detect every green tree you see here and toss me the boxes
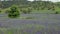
[8,6,20,18]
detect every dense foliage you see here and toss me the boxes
[0,1,57,10]
[0,1,60,14]
[8,6,20,18]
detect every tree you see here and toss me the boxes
[8,6,20,18]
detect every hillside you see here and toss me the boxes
[0,1,60,14]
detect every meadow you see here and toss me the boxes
[0,13,60,34]
[0,1,60,34]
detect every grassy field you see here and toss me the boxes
[0,1,60,34]
[0,13,60,34]
[0,24,59,34]
[0,24,45,34]
[0,6,60,34]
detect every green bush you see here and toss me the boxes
[21,8,31,14]
[8,6,20,18]
[55,11,59,14]
[5,10,10,14]
[0,10,2,13]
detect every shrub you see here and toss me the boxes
[21,8,31,14]
[5,10,10,14]
[0,10,2,13]
[55,11,59,14]
[8,6,20,18]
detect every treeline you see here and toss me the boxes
[0,1,60,18]
[0,1,60,10]
[18,1,56,11]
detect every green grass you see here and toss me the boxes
[0,24,59,34]
[0,24,45,34]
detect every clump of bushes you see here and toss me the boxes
[55,11,59,14]
[0,10,2,13]
[20,8,31,14]
[8,6,20,18]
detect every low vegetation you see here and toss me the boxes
[20,8,31,14]
[0,10,2,13]
[0,0,59,34]
[55,11,59,14]
[8,6,20,18]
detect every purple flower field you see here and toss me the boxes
[0,14,60,34]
